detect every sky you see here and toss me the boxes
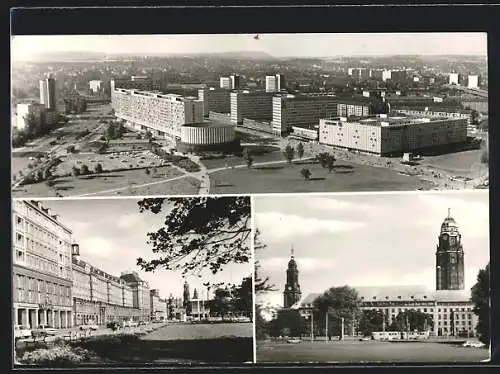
[11,33,487,61]
[38,198,252,300]
[255,191,490,307]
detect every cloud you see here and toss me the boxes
[78,237,116,258]
[415,193,489,239]
[256,212,365,240]
[306,197,372,212]
[117,213,145,230]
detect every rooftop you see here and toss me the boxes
[322,114,456,128]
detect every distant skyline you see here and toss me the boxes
[38,198,252,301]
[255,191,490,307]
[11,33,487,62]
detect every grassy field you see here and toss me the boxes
[97,176,201,196]
[12,166,184,197]
[420,148,487,176]
[201,145,284,170]
[210,159,435,194]
[144,322,253,341]
[256,340,489,363]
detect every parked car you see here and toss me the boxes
[138,321,147,326]
[14,325,32,339]
[34,325,58,336]
[80,323,98,331]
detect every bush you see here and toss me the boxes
[94,163,103,174]
[80,164,90,175]
[72,166,80,177]
[19,345,93,366]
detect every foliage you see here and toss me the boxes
[64,95,88,114]
[174,158,201,172]
[283,144,295,164]
[72,166,81,177]
[94,163,103,174]
[231,276,253,319]
[66,145,76,154]
[136,197,251,277]
[317,152,336,172]
[105,122,126,140]
[313,286,361,336]
[358,309,388,336]
[80,164,90,175]
[209,288,234,319]
[255,304,271,340]
[145,168,151,175]
[296,142,305,159]
[300,167,311,180]
[471,263,490,345]
[388,309,433,332]
[106,322,120,331]
[268,310,307,338]
[19,345,93,366]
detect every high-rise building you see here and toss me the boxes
[39,76,57,110]
[230,75,240,90]
[467,75,480,89]
[449,73,461,85]
[272,94,339,136]
[265,74,286,92]
[12,200,73,330]
[230,91,275,124]
[283,248,302,309]
[436,209,465,291]
[89,80,103,94]
[198,88,232,116]
[220,77,232,89]
[16,102,45,131]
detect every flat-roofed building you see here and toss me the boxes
[319,114,467,156]
[266,74,285,92]
[220,75,239,90]
[198,87,232,116]
[71,244,141,326]
[16,102,45,131]
[120,271,151,322]
[467,75,481,89]
[89,80,103,94]
[112,88,203,140]
[272,94,339,136]
[392,106,473,128]
[12,200,73,330]
[230,90,275,124]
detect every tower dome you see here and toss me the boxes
[440,208,460,236]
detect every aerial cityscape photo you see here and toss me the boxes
[12,196,253,366]
[10,33,489,197]
[254,191,490,363]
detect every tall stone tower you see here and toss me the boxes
[436,209,465,290]
[283,247,302,308]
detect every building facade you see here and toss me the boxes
[16,102,45,131]
[266,74,285,93]
[39,76,57,110]
[198,88,232,116]
[392,107,472,128]
[89,80,103,94]
[120,272,151,322]
[467,75,480,89]
[230,91,275,124]
[12,200,73,330]
[271,95,339,135]
[319,115,468,156]
[111,88,204,140]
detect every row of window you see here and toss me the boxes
[16,275,71,296]
[16,289,71,306]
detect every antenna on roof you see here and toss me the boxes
[291,246,294,258]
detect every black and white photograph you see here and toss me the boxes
[12,196,253,366]
[11,32,488,197]
[254,191,490,363]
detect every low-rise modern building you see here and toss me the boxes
[12,200,73,330]
[230,90,275,124]
[177,121,239,153]
[392,106,473,128]
[319,114,467,156]
[198,88,232,116]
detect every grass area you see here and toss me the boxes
[12,156,33,176]
[97,176,201,196]
[201,145,284,170]
[256,340,489,363]
[420,148,487,176]
[12,165,184,197]
[210,159,435,194]
[144,322,253,341]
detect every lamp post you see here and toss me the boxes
[310,311,314,342]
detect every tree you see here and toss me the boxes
[254,228,277,294]
[316,152,329,168]
[167,297,175,320]
[313,286,361,337]
[145,167,151,175]
[72,166,80,177]
[80,164,90,175]
[283,144,295,164]
[232,276,253,320]
[471,110,480,128]
[136,197,251,278]
[210,288,234,320]
[296,142,304,159]
[326,154,336,173]
[242,147,253,168]
[269,309,305,338]
[359,309,387,337]
[94,163,103,174]
[300,167,311,180]
[471,263,490,345]
[388,310,433,333]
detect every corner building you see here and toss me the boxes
[12,201,73,330]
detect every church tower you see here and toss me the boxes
[283,247,302,308]
[436,209,465,290]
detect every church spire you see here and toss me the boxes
[291,246,294,258]
[448,208,451,218]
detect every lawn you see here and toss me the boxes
[420,148,487,176]
[12,166,184,197]
[201,145,285,170]
[256,340,489,363]
[210,160,435,194]
[97,176,201,196]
